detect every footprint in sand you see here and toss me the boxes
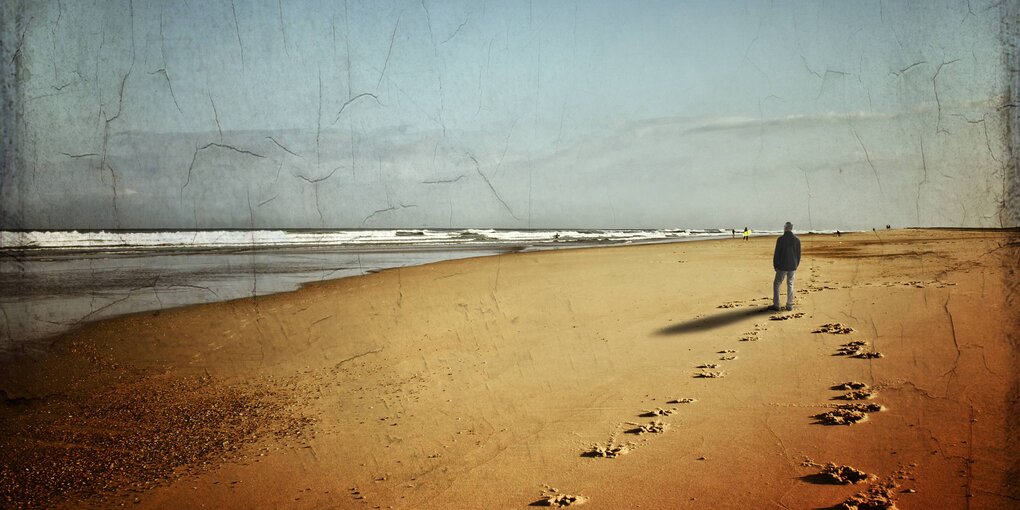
[814,408,869,425]
[801,461,874,485]
[834,402,883,413]
[626,421,668,435]
[837,388,876,400]
[814,379,884,425]
[740,324,767,341]
[814,323,855,334]
[836,340,867,355]
[640,407,677,417]
[534,486,588,507]
[667,397,698,404]
[836,480,900,510]
[815,401,883,425]
[836,341,884,359]
[770,312,805,321]
[694,371,726,378]
[716,350,737,361]
[854,351,884,359]
[696,363,720,369]
[582,443,631,458]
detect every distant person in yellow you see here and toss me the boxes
[769,222,801,311]
[742,227,751,241]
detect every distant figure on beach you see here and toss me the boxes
[742,227,751,241]
[836,230,841,237]
[731,229,736,239]
[770,222,801,311]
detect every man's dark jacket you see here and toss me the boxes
[773,231,801,271]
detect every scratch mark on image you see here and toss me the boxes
[467,154,519,220]
[932,59,960,135]
[849,125,883,196]
[181,143,266,193]
[231,0,246,70]
[278,0,289,56]
[209,94,223,142]
[441,13,470,44]
[266,136,301,158]
[423,175,466,185]
[376,12,403,89]
[333,92,381,125]
[363,204,418,224]
[293,166,340,184]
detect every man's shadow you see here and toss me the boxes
[655,306,772,336]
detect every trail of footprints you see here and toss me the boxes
[696,282,912,508]
[812,323,887,426]
[577,313,780,487]
[545,296,904,507]
[706,313,903,509]
[557,310,793,505]
[581,397,699,461]
[807,319,913,508]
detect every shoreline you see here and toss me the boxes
[0,233,754,357]
[1,229,1017,509]
[0,228,762,255]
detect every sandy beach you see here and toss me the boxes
[2,229,1017,509]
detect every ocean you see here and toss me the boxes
[0,228,788,356]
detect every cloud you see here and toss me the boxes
[629,111,898,138]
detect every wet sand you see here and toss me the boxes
[0,246,508,353]
[1,229,1017,509]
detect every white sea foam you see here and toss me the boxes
[0,228,807,251]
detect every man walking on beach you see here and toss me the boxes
[770,222,801,311]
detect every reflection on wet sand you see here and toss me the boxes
[0,246,503,355]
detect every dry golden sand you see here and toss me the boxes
[1,229,1018,509]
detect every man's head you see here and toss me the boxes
[784,222,793,232]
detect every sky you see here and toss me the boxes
[1,0,1017,230]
